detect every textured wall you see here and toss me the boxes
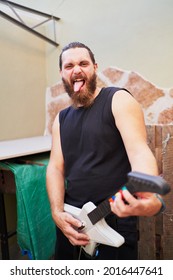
[45,68,173,135]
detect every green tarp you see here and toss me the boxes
[0,153,56,260]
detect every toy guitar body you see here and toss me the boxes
[64,171,170,257]
[64,202,125,256]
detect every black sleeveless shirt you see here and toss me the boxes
[59,87,138,238]
[59,87,132,207]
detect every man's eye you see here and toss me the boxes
[65,65,73,69]
[81,62,88,67]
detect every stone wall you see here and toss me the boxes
[45,67,173,135]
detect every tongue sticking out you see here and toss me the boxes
[74,80,84,92]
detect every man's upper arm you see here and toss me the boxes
[112,90,148,160]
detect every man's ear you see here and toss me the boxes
[94,63,98,71]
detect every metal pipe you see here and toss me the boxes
[0,10,59,47]
[6,0,26,25]
[32,18,52,29]
[0,0,60,21]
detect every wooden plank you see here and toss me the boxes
[138,125,156,259]
[161,125,173,259]
[139,125,173,259]
[154,126,164,259]
[154,125,163,174]
[138,125,173,259]
[138,216,156,259]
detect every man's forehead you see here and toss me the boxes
[62,47,91,63]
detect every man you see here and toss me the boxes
[46,42,162,260]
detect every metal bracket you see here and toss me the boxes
[0,0,60,46]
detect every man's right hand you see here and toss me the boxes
[53,211,90,246]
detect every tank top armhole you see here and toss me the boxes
[104,87,132,126]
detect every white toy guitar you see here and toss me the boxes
[64,201,125,256]
[64,171,170,257]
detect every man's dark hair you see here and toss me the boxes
[59,42,96,70]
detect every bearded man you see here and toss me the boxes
[46,42,162,260]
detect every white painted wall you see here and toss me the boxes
[0,0,172,140]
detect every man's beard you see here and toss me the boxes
[62,73,97,108]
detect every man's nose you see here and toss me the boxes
[73,65,81,74]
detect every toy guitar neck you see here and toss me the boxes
[88,171,170,225]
